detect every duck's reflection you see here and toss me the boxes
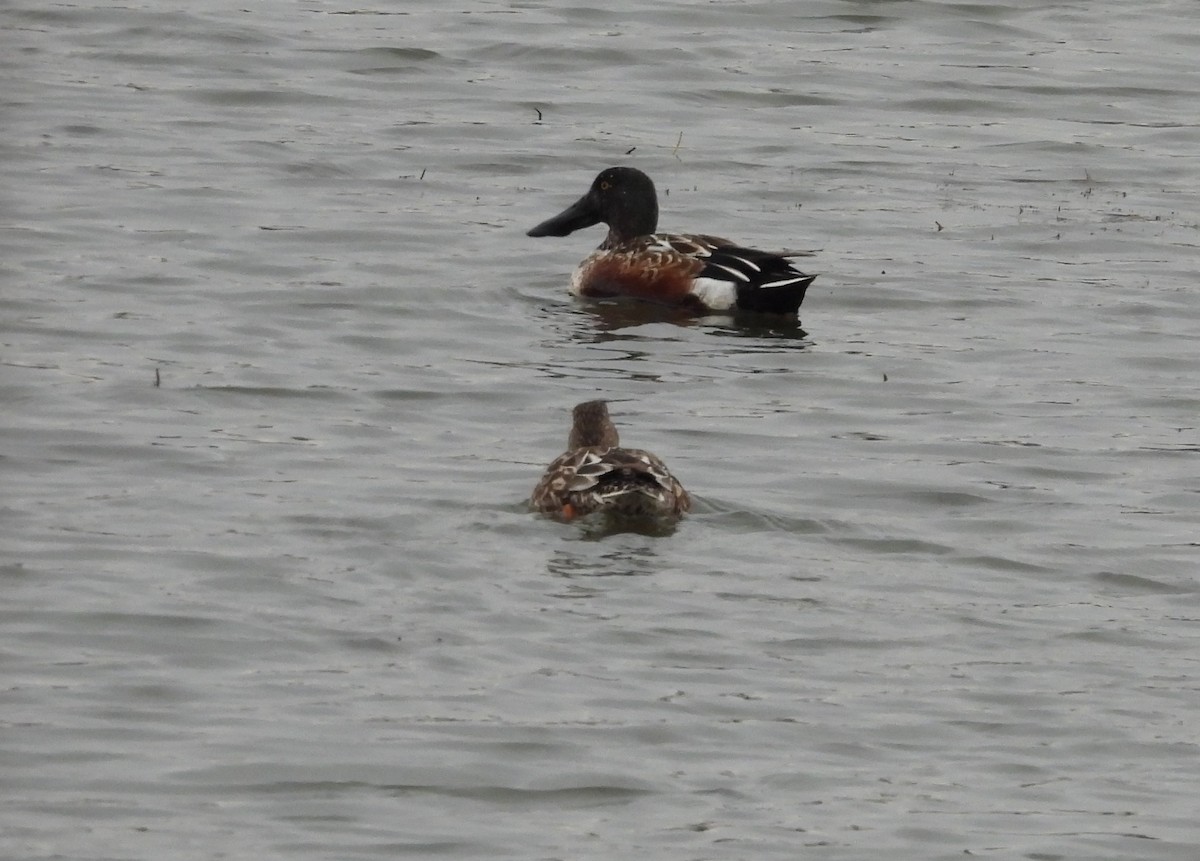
[573,300,812,345]
[545,533,672,581]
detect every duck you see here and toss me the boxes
[531,400,690,520]
[527,166,816,315]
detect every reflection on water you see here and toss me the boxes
[702,317,812,345]
[557,512,682,544]
[574,300,710,332]
[572,299,815,345]
[545,536,672,579]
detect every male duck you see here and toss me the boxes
[531,400,690,521]
[527,166,816,315]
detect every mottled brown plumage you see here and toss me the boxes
[531,400,690,521]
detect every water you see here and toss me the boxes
[3,1,1198,858]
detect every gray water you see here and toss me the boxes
[3,1,1198,859]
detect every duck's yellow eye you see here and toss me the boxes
[600,181,610,190]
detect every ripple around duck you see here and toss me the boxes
[184,88,344,107]
[341,46,443,62]
[834,536,959,557]
[191,385,354,401]
[1090,571,1198,596]
[682,88,842,108]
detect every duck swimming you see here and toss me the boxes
[531,400,690,521]
[528,166,816,315]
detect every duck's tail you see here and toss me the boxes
[735,272,817,315]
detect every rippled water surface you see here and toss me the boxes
[3,1,1198,858]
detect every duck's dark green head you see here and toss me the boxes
[527,166,659,245]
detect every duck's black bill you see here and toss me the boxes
[527,194,601,237]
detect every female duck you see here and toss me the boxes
[532,400,690,521]
[528,166,816,315]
